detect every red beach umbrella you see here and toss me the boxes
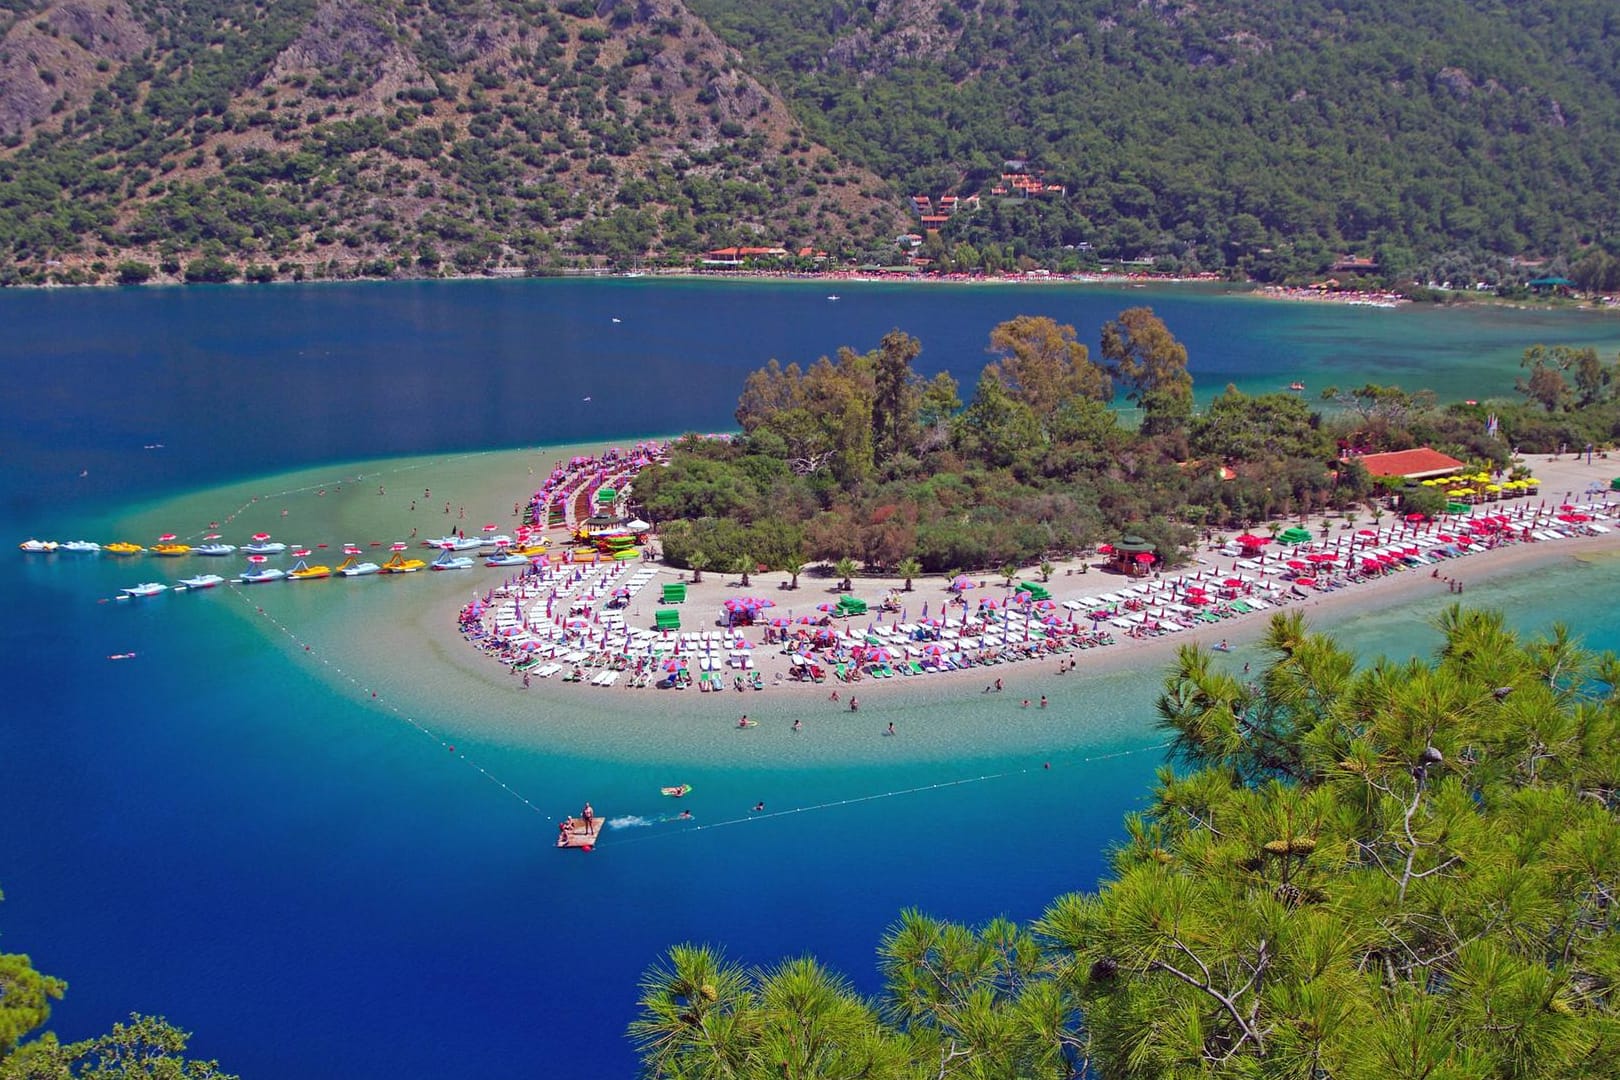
[247,554,267,564]
[158,533,177,542]
[252,533,271,541]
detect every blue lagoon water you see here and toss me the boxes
[2,279,1619,1078]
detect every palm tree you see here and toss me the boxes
[1319,519,1332,541]
[779,553,804,590]
[688,549,708,584]
[1039,559,1054,582]
[834,556,857,592]
[1266,520,1283,539]
[1000,562,1019,588]
[896,557,921,592]
[734,553,753,588]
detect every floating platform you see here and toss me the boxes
[556,816,602,850]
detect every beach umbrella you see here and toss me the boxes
[158,533,177,542]
[253,532,271,541]
[1134,552,1155,564]
[247,554,267,564]
[1356,529,1377,538]
[1223,578,1245,588]
[293,548,311,557]
[817,602,836,613]
[1294,576,1317,588]
[1405,512,1426,523]
[483,523,498,532]
[1286,559,1309,570]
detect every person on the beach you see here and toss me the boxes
[995,677,1003,692]
[829,690,839,702]
[849,697,859,712]
[886,721,895,736]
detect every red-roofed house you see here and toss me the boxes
[1345,447,1465,480]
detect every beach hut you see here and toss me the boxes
[1112,535,1156,574]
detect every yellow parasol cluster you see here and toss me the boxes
[1420,472,1539,500]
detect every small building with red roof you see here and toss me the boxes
[1345,447,1465,480]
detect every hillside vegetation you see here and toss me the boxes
[0,0,900,284]
[2,0,1619,284]
[689,0,1620,282]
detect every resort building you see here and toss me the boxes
[1345,447,1467,481]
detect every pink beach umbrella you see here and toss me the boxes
[158,533,177,542]
[247,554,267,564]
[252,532,271,542]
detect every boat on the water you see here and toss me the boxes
[194,543,237,556]
[288,559,332,581]
[151,543,192,557]
[431,549,475,571]
[485,552,529,566]
[18,539,58,552]
[424,535,483,551]
[239,566,287,584]
[121,582,168,597]
[1288,381,1306,392]
[379,552,425,573]
[178,573,225,590]
[104,541,144,555]
[60,540,101,553]
[242,541,287,555]
[660,784,692,797]
[335,554,381,576]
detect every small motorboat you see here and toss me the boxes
[242,541,287,555]
[660,784,692,797]
[59,540,101,553]
[121,582,168,597]
[239,566,287,584]
[194,543,237,556]
[178,573,225,590]
[151,543,192,557]
[424,536,483,551]
[18,539,58,553]
[288,559,332,581]
[485,552,529,566]
[104,541,144,555]
[1288,381,1306,392]
[431,549,475,571]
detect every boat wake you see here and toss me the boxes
[607,815,652,829]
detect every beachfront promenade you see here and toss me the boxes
[460,453,1620,695]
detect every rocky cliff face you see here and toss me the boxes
[0,1,149,137]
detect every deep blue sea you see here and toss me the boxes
[2,279,1618,1078]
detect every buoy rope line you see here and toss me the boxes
[608,740,1173,849]
[226,583,556,823]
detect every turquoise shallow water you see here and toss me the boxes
[2,280,1619,1078]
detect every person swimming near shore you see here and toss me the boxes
[752,801,765,812]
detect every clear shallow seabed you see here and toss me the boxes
[2,280,1619,1079]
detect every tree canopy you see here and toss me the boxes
[631,606,1620,1078]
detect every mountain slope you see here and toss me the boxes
[689,0,1620,280]
[0,0,902,284]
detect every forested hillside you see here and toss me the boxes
[2,0,1618,284]
[0,0,900,284]
[691,0,1620,282]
